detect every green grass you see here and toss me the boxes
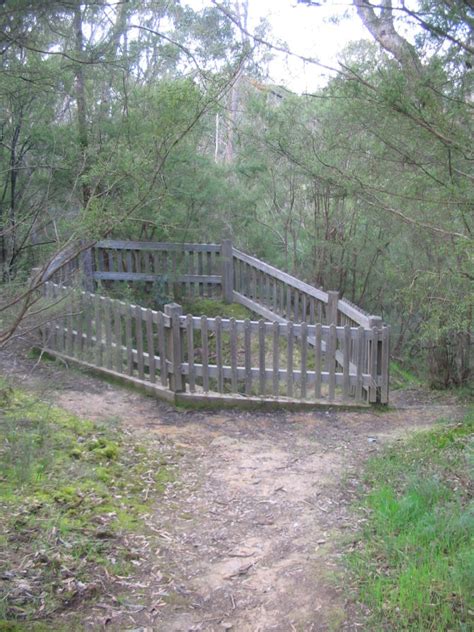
[349,407,473,631]
[0,377,177,623]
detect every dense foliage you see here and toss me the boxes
[0,0,472,387]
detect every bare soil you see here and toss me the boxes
[0,344,466,631]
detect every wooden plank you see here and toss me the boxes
[198,251,204,296]
[381,326,390,404]
[201,316,209,391]
[164,303,183,392]
[146,308,156,383]
[314,323,322,399]
[301,322,307,399]
[342,324,351,400]
[104,298,113,369]
[230,317,238,393]
[75,292,84,359]
[126,249,133,273]
[221,239,233,304]
[135,304,145,380]
[286,285,292,320]
[187,314,195,392]
[244,319,252,395]
[259,319,266,395]
[93,271,222,283]
[327,324,337,400]
[337,299,372,329]
[157,311,167,386]
[125,303,133,375]
[203,251,209,296]
[309,298,315,325]
[302,293,307,323]
[287,321,294,397]
[216,316,224,393]
[66,295,74,356]
[114,301,123,373]
[356,327,364,402]
[232,248,328,303]
[96,240,221,252]
[233,292,288,324]
[94,294,102,366]
[272,321,280,396]
[84,292,93,355]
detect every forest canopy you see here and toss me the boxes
[0,0,472,387]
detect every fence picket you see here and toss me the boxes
[201,316,209,391]
[343,324,351,400]
[259,319,266,395]
[230,317,238,392]
[146,308,156,383]
[273,321,280,396]
[187,314,195,392]
[301,322,307,399]
[314,323,322,399]
[244,319,252,395]
[114,301,123,372]
[287,321,294,397]
[327,324,336,401]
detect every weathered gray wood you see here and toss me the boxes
[103,298,113,369]
[287,321,294,397]
[301,294,307,323]
[201,315,209,391]
[244,319,252,395]
[233,292,288,324]
[259,319,266,395]
[368,317,382,403]
[230,317,238,392]
[94,294,102,366]
[221,239,234,304]
[232,248,328,303]
[206,251,212,296]
[74,293,83,358]
[216,316,224,393]
[146,308,156,383]
[157,311,167,386]
[66,297,74,356]
[301,322,308,399]
[342,324,351,400]
[337,299,372,329]
[186,314,195,392]
[356,327,364,402]
[327,324,337,400]
[327,291,339,325]
[381,326,390,404]
[197,251,204,296]
[135,304,145,380]
[309,298,315,325]
[125,303,133,375]
[93,271,222,284]
[272,321,280,396]
[84,292,93,355]
[164,303,183,392]
[126,250,133,274]
[314,323,322,399]
[286,285,292,320]
[96,240,221,252]
[80,247,95,291]
[114,301,123,373]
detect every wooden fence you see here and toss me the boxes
[40,280,389,407]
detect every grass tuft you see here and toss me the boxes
[349,407,473,630]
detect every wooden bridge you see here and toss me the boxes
[39,240,390,409]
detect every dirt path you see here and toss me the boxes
[0,346,466,631]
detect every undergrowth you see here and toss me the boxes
[349,407,473,630]
[0,377,176,628]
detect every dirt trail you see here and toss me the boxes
[0,347,465,631]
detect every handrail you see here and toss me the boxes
[232,248,328,304]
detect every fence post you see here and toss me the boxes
[80,244,95,291]
[368,316,383,403]
[221,239,234,304]
[327,291,339,325]
[164,303,184,393]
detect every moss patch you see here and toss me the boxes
[0,379,178,624]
